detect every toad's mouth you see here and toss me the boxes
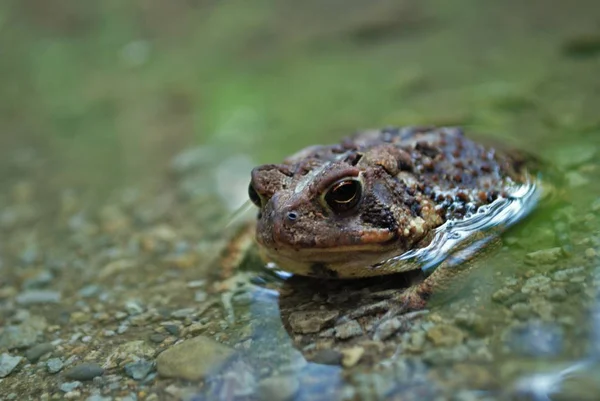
[256,239,421,278]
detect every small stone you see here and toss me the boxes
[70,312,89,324]
[163,324,180,336]
[47,358,64,373]
[16,290,61,305]
[547,288,568,301]
[25,343,54,362]
[585,248,597,259]
[194,291,207,303]
[149,334,166,344]
[124,300,144,315]
[341,346,364,368]
[426,325,466,347]
[156,336,234,380]
[0,316,47,349]
[78,285,101,298]
[511,303,533,320]
[334,320,363,340]
[65,363,104,381]
[288,310,339,334]
[374,317,405,341]
[525,248,563,266]
[521,275,552,294]
[23,270,54,289]
[124,359,154,380]
[491,287,515,303]
[59,381,82,393]
[0,353,23,377]
[257,375,300,401]
[309,349,342,365]
[170,308,196,319]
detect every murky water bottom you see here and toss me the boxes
[1,0,600,400]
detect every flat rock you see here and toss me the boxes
[64,363,105,381]
[288,310,339,334]
[16,290,61,305]
[156,335,234,380]
[25,342,54,362]
[0,353,23,378]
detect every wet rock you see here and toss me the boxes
[156,335,234,380]
[374,317,405,341]
[547,287,568,301]
[288,310,339,334]
[149,334,166,344]
[525,248,563,266]
[257,375,300,401]
[511,303,534,320]
[60,381,82,392]
[521,275,552,294]
[504,321,563,357]
[335,320,363,340]
[0,353,22,377]
[47,358,64,373]
[23,270,54,289]
[124,359,154,380]
[0,316,47,349]
[25,342,54,362]
[426,324,466,347]
[15,290,61,305]
[341,346,364,367]
[309,349,343,365]
[65,363,105,381]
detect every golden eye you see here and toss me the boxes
[248,183,262,207]
[324,179,362,214]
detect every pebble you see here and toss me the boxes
[0,316,47,349]
[65,362,105,381]
[47,358,64,373]
[374,317,405,341]
[525,247,563,266]
[335,320,363,340]
[511,303,534,320]
[124,300,144,315]
[341,346,364,367]
[288,310,339,334]
[22,270,54,289]
[60,381,82,393]
[124,359,154,380]
[521,275,552,294]
[257,375,300,401]
[309,349,342,365]
[426,325,466,347]
[156,335,234,380]
[25,342,54,362]
[16,290,61,305]
[0,353,22,378]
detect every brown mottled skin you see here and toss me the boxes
[248,127,535,309]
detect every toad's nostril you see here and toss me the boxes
[286,211,298,222]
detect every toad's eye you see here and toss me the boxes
[324,179,362,214]
[248,183,262,207]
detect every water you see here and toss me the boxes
[0,1,599,400]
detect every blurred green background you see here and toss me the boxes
[1,0,599,191]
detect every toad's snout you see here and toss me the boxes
[256,193,300,249]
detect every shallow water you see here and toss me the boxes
[1,1,599,400]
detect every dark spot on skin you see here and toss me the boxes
[415,141,440,158]
[310,263,339,278]
[361,194,399,231]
